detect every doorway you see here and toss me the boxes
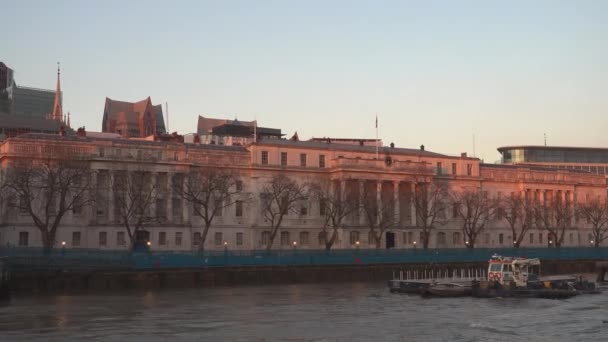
[385,232,395,249]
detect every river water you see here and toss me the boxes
[0,282,607,342]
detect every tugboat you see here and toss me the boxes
[473,254,588,299]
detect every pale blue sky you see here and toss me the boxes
[3,0,608,162]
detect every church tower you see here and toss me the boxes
[51,62,63,122]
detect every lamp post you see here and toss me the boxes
[356,241,360,251]
[413,241,417,250]
[590,240,595,247]
[61,241,66,256]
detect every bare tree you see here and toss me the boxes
[532,194,574,248]
[2,155,93,253]
[501,193,534,248]
[361,183,396,249]
[578,198,608,247]
[174,167,246,250]
[451,189,497,249]
[413,181,449,249]
[310,180,359,250]
[259,174,307,250]
[112,170,159,250]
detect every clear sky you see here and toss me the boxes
[3,0,608,162]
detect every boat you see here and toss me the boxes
[425,282,472,297]
[473,254,597,298]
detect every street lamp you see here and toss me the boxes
[356,241,360,250]
[590,240,595,245]
[413,241,417,249]
[61,241,66,246]
[146,241,151,246]
[223,241,228,251]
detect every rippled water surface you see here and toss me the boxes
[0,282,607,341]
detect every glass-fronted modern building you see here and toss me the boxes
[498,145,608,176]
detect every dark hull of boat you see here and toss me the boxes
[472,288,578,299]
[425,287,472,297]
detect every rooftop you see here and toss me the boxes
[253,139,466,159]
[497,145,608,152]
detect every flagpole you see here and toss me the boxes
[375,114,379,160]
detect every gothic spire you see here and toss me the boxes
[67,111,71,128]
[51,62,63,122]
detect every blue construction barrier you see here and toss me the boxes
[2,246,607,272]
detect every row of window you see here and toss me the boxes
[436,162,474,176]
[15,230,596,248]
[545,164,608,175]
[261,151,326,168]
[99,148,181,162]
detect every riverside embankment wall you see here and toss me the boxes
[8,259,601,294]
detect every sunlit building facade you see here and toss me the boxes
[0,133,605,251]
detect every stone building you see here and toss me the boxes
[102,97,166,138]
[0,132,605,251]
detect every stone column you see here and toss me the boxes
[538,189,544,207]
[393,181,400,225]
[167,172,174,223]
[89,170,98,224]
[149,172,159,222]
[358,180,365,226]
[108,170,115,223]
[340,179,347,227]
[410,182,416,227]
[376,181,382,225]
[182,173,189,224]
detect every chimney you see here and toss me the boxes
[461,152,467,158]
[390,142,395,148]
[76,126,86,137]
[420,144,425,151]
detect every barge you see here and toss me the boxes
[389,254,600,299]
